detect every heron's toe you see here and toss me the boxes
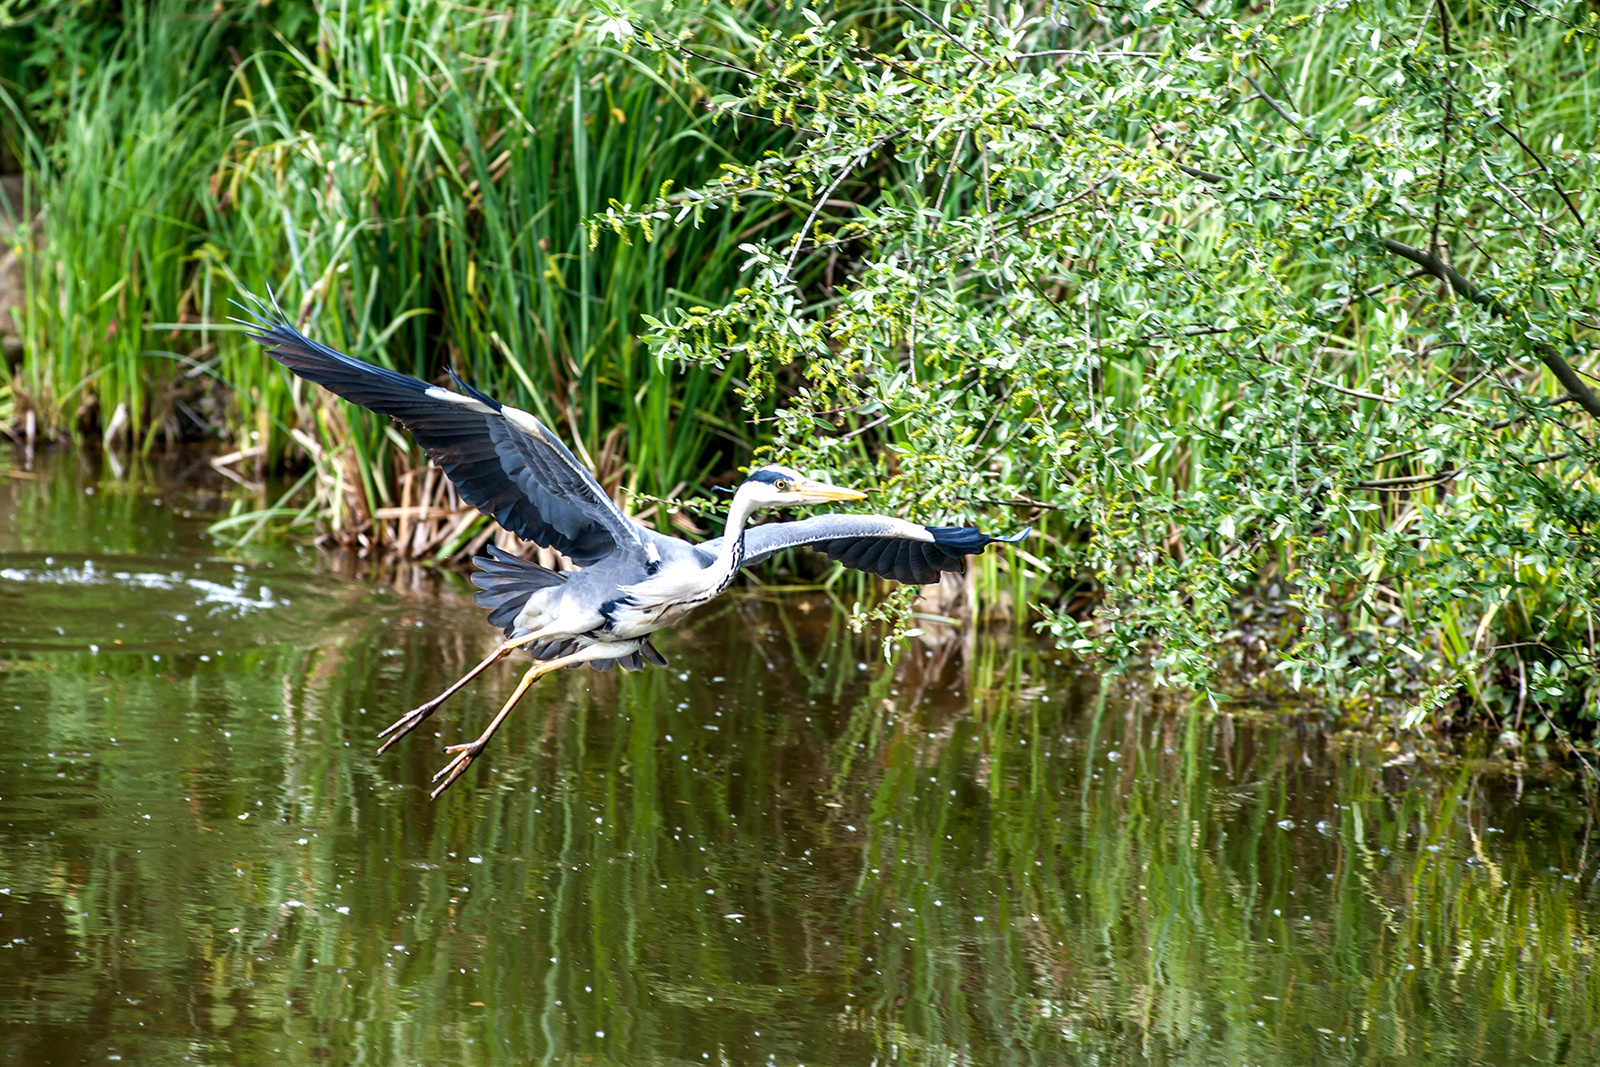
[431,752,468,783]
[377,704,432,745]
[429,759,469,800]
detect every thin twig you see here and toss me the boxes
[894,0,990,65]
[1312,377,1398,404]
[1243,73,1308,135]
[933,127,969,212]
[1357,450,1572,491]
[1014,49,1165,58]
[1315,269,1429,316]
[1177,162,1227,183]
[1429,0,1453,256]
[782,137,894,282]
[1493,119,1587,228]
[1355,473,1455,491]
[1431,366,1493,412]
[977,496,1072,512]
[1261,353,1398,402]
[839,412,892,440]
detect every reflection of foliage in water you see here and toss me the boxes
[1,576,1594,1064]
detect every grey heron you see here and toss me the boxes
[240,301,1028,797]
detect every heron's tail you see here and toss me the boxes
[470,545,566,632]
[470,545,668,672]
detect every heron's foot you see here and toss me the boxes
[379,634,551,757]
[376,699,443,755]
[421,650,577,801]
[430,738,489,800]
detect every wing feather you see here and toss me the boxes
[239,300,648,568]
[704,514,1029,585]
[888,540,914,585]
[853,538,891,574]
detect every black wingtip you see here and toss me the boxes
[446,366,503,412]
[927,523,1031,556]
[227,287,288,329]
[227,288,302,354]
[234,291,437,401]
[927,526,995,551]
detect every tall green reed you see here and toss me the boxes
[4,5,247,451]
[6,0,792,550]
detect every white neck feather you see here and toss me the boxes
[711,483,763,579]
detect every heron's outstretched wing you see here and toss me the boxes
[238,299,653,570]
[701,514,1030,586]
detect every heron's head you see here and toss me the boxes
[738,465,867,509]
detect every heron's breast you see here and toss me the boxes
[601,599,687,638]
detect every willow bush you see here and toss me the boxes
[598,0,1600,735]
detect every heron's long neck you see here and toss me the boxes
[710,487,761,589]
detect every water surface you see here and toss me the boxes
[0,453,1595,1065]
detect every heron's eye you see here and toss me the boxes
[774,480,790,492]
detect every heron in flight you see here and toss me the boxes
[240,300,1028,797]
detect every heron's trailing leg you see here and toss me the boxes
[428,649,588,799]
[377,629,550,755]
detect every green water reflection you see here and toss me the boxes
[0,454,1596,1065]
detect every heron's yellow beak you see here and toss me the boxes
[797,479,867,503]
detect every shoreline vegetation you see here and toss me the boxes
[3,1,1599,747]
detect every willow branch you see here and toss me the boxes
[1376,237,1600,420]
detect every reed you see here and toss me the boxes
[3,0,790,559]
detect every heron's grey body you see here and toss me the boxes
[473,500,1009,668]
[472,532,716,670]
[238,296,1026,796]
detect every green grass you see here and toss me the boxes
[2,0,793,554]
[4,5,238,451]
